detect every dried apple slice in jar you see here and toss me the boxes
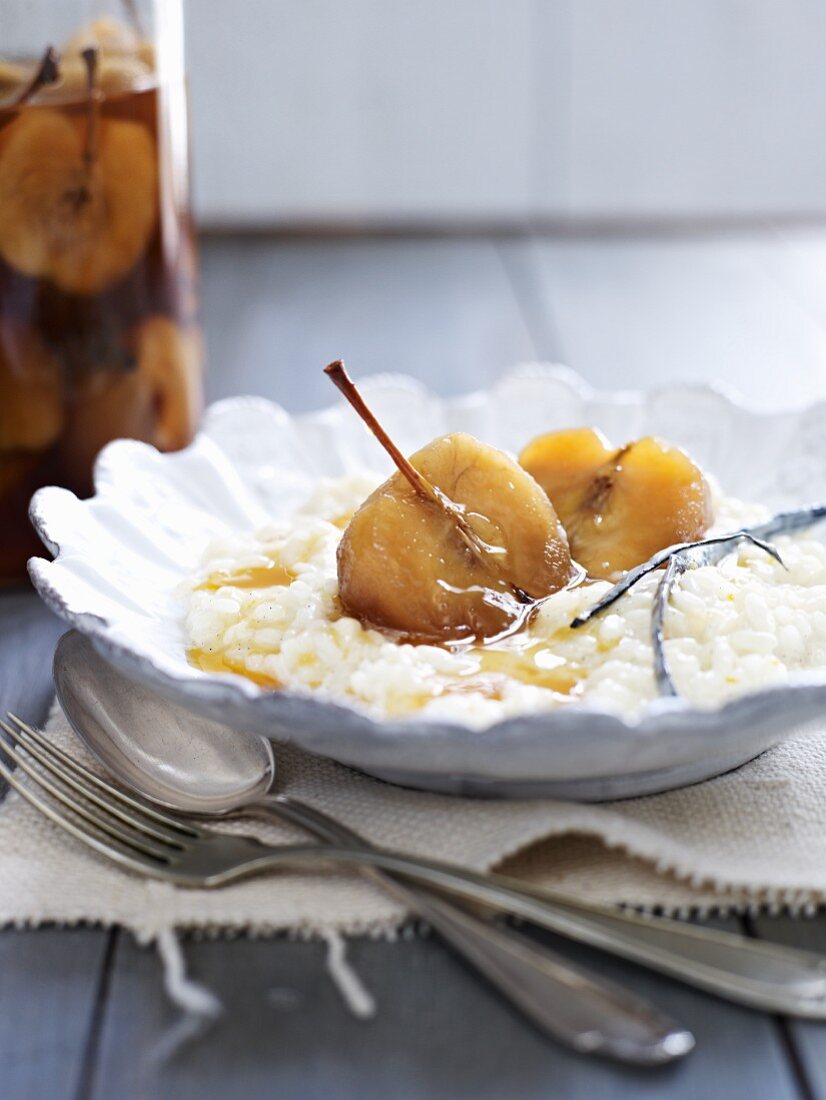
[519,427,713,579]
[63,15,155,69]
[37,54,153,99]
[59,316,201,487]
[132,316,203,451]
[0,319,64,452]
[0,51,158,295]
[0,61,29,103]
[48,18,155,100]
[327,362,575,643]
[60,368,154,489]
[0,48,61,108]
[0,319,64,501]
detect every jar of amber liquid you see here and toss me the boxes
[0,1,202,583]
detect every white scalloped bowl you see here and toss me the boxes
[28,367,826,800]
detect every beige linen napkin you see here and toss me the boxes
[2,702,826,942]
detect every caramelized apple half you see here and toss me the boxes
[326,362,575,642]
[338,432,574,642]
[520,428,713,579]
[336,431,576,642]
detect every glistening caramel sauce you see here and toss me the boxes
[377,638,583,713]
[474,640,583,696]
[424,633,584,705]
[188,553,584,707]
[189,557,295,684]
[195,560,296,592]
[188,646,282,689]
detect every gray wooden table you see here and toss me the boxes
[4,229,826,1100]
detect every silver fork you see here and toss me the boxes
[0,714,694,1065]
[3,717,826,1021]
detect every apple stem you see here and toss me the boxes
[12,46,60,106]
[324,361,437,505]
[80,47,100,174]
[324,360,503,574]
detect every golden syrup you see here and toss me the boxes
[190,565,582,705]
[466,637,583,698]
[195,560,295,592]
[189,635,580,703]
[189,559,296,688]
[442,676,505,702]
[187,646,282,689]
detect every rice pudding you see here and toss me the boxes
[184,364,826,727]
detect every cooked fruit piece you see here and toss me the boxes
[37,55,152,100]
[132,316,202,451]
[0,60,29,101]
[59,368,154,491]
[59,317,201,487]
[0,320,63,451]
[328,362,574,642]
[97,54,152,91]
[65,16,140,59]
[0,48,61,107]
[520,428,713,579]
[51,15,154,99]
[519,428,613,532]
[339,433,574,641]
[64,15,155,69]
[0,82,157,293]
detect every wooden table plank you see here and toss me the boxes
[0,591,66,732]
[507,234,826,408]
[0,928,114,1100]
[199,235,538,409]
[91,924,802,1100]
[752,917,826,1100]
[0,593,111,1100]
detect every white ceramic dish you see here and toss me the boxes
[28,367,826,800]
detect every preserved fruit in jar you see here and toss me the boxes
[0,8,202,583]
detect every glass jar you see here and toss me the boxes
[0,0,203,583]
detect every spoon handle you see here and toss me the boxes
[248,795,826,1018]
[247,795,690,1064]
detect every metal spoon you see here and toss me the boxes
[53,631,826,1019]
[53,630,692,1064]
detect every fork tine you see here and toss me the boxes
[7,714,200,837]
[0,746,169,878]
[3,715,196,846]
[0,730,175,862]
